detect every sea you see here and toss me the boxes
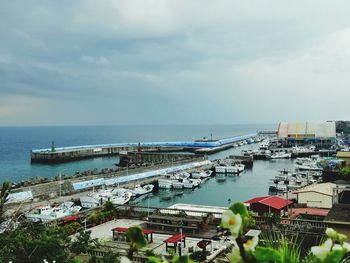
[0,124,295,207]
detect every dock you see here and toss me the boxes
[31,133,257,163]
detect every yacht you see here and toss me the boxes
[237,164,245,173]
[192,170,212,179]
[215,166,227,173]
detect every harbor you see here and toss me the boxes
[4,122,350,262]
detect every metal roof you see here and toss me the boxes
[277,122,336,139]
[245,196,292,210]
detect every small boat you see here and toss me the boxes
[226,166,239,174]
[158,179,174,189]
[192,170,212,179]
[183,179,195,189]
[129,184,154,197]
[270,152,291,159]
[237,164,245,173]
[172,180,184,189]
[215,166,227,173]
[26,202,82,223]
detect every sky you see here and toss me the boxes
[0,0,350,126]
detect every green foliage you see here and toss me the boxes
[340,167,350,180]
[0,221,72,263]
[70,230,99,255]
[0,181,11,222]
[125,226,147,259]
[254,247,282,262]
[104,201,115,213]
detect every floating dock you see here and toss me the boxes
[31,134,257,163]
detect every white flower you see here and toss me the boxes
[311,238,333,261]
[326,228,337,239]
[221,210,242,238]
[332,244,343,251]
[244,236,259,252]
[343,242,350,252]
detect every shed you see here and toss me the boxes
[244,196,293,216]
[294,183,337,209]
[336,152,350,167]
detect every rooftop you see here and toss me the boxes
[244,196,293,210]
[294,183,337,196]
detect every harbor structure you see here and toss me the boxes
[336,151,350,166]
[277,122,336,146]
[30,133,256,163]
[294,183,340,209]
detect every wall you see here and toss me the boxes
[297,192,333,209]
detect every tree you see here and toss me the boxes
[125,226,147,260]
[71,230,99,255]
[0,181,11,222]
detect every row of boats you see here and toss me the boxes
[158,171,212,189]
[269,169,322,193]
[25,184,155,222]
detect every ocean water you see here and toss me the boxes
[0,124,276,183]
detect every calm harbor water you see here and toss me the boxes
[135,143,294,207]
[0,124,290,206]
[0,124,275,182]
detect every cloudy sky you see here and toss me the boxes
[0,1,349,126]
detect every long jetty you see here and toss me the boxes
[31,133,257,163]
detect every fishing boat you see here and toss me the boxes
[158,179,174,189]
[26,202,82,222]
[128,184,154,197]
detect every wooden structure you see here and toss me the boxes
[147,214,203,234]
[112,227,154,243]
[163,233,186,253]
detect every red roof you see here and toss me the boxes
[245,196,293,210]
[63,215,80,222]
[290,208,330,218]
[163,233,186,243]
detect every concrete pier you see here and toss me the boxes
[31,134,256,163]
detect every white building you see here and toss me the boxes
[294,183,339,209]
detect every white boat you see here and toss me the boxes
[259,142,269,150]
[158,179,174,189]
[183,179,195,189]
[172,180,184,189]
[237,164,245,173]
[270,152,292,159]
[91,190,132,205]
[26,202,82,222]
[215,166,227,173]
[226,166,239,174]
[192,170,212,179]
[129,184,154,197]
[190,178,201,187]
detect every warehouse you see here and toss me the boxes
[277,122,336,146]
[294,183,338,209]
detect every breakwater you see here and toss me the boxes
[30,133,256,163]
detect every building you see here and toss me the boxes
[277,122,336,146]
[294,183,338,209]
[244,196,293,216]
[336,151,350,166]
